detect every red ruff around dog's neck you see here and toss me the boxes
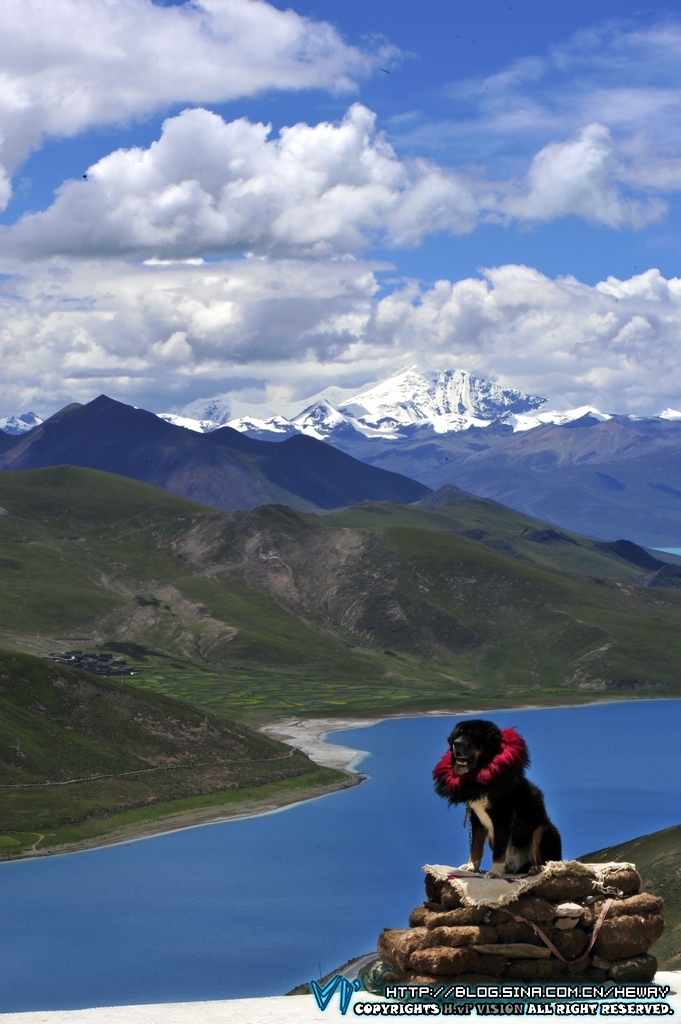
[433,727,528,797]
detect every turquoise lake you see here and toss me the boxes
[1,699,680,1011]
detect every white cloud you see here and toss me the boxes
[437,20,681,147]
[0,0,385,209]
[502,122,666,227]
[0,105,483,258]
[0,256,381,413]
[0,163,10,212]
[0,105,667,261]
[2,257,681,418]
[366,265,681,414]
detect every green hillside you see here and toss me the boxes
[0,647,343,859]
[328,487,672,582]
[580,825,681,970]
[1,466,681,721]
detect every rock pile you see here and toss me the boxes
[378,863,663,984]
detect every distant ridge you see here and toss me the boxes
[0,395,430,512]
[149,366,681,545]
[160,367,550,439]
[4,364,680,542]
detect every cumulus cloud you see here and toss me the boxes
[0,0,385,209]
[502,122,667,227]
[0,106,668,261]
[0,105,483,258]
[2,257,681,417]
[0,257,380,413]
[367,265,681,413]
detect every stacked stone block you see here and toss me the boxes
[377,865,663,984]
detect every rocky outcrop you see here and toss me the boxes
[377,864,663,984]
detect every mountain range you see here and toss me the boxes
[8,367,678,441]
[2,367,680,545]
[0,395,428,512]
[153,367,680,440]
[344,414,681,549]
[157,368,613,438]
[157,368,681,547]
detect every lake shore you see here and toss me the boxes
[260,716,381,770]
[258,694,648,770]
[5,769,363,861]
[4,694,668,861]
[0,717,378,862]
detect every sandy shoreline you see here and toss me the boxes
[257,700,601,771]
[260,716,381,771]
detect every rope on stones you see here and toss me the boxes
[496,897,613,964]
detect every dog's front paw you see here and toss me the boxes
[486,864,506,879]
[459,862,479,873]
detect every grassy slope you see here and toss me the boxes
[327,492,662,582]
[0,646,343,859]
[580,825,681,970]
[1,466,680,723]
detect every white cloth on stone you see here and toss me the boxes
[422,859,635,907]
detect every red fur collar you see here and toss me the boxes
[433,727,528,796]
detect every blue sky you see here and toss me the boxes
[1,0,681,418]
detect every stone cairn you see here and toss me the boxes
[377,863,664,984]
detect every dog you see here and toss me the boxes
[433,719,561,877]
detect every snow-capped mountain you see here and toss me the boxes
[182,394,233,426]
[335,368,545,436]
[158,394,235,433]
[0,412,43,435]
[290,400,365,441]
[223,414,297,440]
[157,368,549,439]
[154,367,681,444]
[158,412,224,433]
[508,406,612,432]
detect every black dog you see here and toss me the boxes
[433,719,562,877]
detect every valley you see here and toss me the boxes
[2,465,680,724]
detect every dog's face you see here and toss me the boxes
[448,719,502,775]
